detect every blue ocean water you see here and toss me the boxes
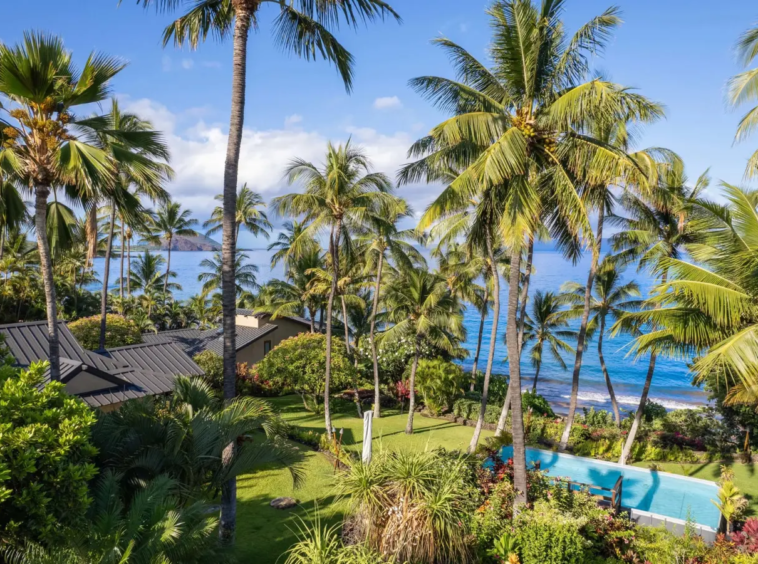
[93,248,707,413]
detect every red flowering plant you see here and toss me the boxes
[733,517,758,554]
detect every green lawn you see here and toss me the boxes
[236,395,756,563]
[235,395,492,563]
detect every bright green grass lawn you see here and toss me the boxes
[632,460,758,513]
[235,395,493,563]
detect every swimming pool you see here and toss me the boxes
[498,446,721,529]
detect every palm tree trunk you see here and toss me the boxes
[470,284,488,393]
[127,235,131,296]
[495,238,535,433]
[119,218,125,302]
[308,306,316,333]
[324,220,342,440]
[506,245,527,505]
[619,353,656,465]
[370,251,384,417]
[598,315,620,425]
[517,236,535,353]
[405,336,421,434]
[99,207,117,351]
[342,294,362,417]
[86,203,98,269]
[531,361,542,393]
[34,187,60,381]
[163,235,172,296]
[319,305,325,331]
[559,207,605,451]
[219,8,253,546]
[468,226,500,453]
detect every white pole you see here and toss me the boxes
[362,410,373,464]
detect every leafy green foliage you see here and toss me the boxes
[521,390,555,418]
[68,314,142,350]
[410,358,466,415]
[257,333,356,412]
[193,350,223,389]
[514,501,591,564]
[0,362,98,548]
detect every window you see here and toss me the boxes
[263,340,272,355]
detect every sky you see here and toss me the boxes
[2,0,758,249]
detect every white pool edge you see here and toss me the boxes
[629,507,718,534]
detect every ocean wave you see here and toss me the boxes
[559,391,702,410]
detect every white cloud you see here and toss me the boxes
[181,59,194,70]
[201,61,221,69]
[161,55,172,72]
[373,96,402,110]
[284,114,303,127]
[119,98,434,219]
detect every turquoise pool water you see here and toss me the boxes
[498,447,721,528]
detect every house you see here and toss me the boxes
[0,320,204,411]
[142,309,315,365]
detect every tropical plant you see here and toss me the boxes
[520,291,575,394]
[272,141,396,439]
[204,183,271,244]
[401,0,660,502]
[0,361,98,548]
[268,220,319,274]
[145,202,198,295]
[381,268,465,433]
[338,450,478,564]
[561,257,640,424]
[256,333,355,412]
[69,314,142,350]
[129,0,400,541]
[126,250,180,302]
[0,32,124,380]
[198,250,259,296]
[411,358,466,415]
[728,22,758,177]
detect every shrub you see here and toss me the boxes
[410,358,466,415]
[0,361,98,548]
[257,333,356,412]
[734,518,758,554]
[514,501,590,564]
[522,390,555,418]
[193,350,223,389]
[579,407,615,428]
[69,314,142,350]
[472,372,509,403]
[641,399,667,422]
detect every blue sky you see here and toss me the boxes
[2,0,758,248]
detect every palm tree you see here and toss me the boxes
[272,141,396,440]
[130,0,399,541]
[128,250,181,300]
[198,250,259,297]
[401,0,660,502]
[268,220,319,274]
[359,200,423,417]
[0,180,27,264]
[204,183,271,245]
[82,99,172,350]
[610,166,708,464]
[0,33,124,379]
[381,268,465,434]
[561,257,640,424]
[520,291,575,393]
[148,202,198,295]
[728,22,758,177]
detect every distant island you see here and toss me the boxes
[119,234,222,252]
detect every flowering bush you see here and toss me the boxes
[733,518,758,554]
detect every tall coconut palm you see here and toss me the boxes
[272,141,397,440]
[0,180,27,263]
[728,22,758,177]
[381,268,465,434]
[401,0,661,501]
[128,250,180,298]
[610,166,708,464]
[148,202,198,295]
[131,0,399,541]
[358,198,422,417]
[520,290,575,393]
[80,99,172,350]
[204,183,271,245]
[198,250,259,296]
[0,32,123,379]
[561,257,640,424]
[268,220,319,274]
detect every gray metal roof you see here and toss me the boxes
[104,342,204,376]
[143,324,278,356]
[236,309,316,328]
[0,320,196,408]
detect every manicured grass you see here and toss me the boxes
[632,460,758,513]
[235,395,493,563]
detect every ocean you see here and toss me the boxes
[93,248,708,414]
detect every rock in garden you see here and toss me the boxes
[270,497,298,509]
